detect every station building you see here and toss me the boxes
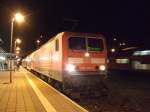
[0,47,16,70]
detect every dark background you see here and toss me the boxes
[0,0,149,57]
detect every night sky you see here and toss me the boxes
[0,0,149,57]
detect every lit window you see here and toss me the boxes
[116,58,129,64]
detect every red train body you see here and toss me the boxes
[23,32,107,89]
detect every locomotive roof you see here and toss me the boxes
[25,32,105,59]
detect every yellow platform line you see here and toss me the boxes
[24,72,57,112]
[23,68,88,112]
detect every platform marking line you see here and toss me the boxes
[24,72,57,112]
[23,68,88,112]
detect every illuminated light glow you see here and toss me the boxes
[16,47,21,51]
[66,64,75,72]
[37,39,40,44]
[133,50,150,56]
[133,51,140,56]
[16,38,21,44]
[141,50,150,56]
[113,38,116,41]
[119,42,125,46]
[16,51,20,54]
[0,56,6,61]
[68,58,83,64]
[15,13,24,23]
[111,48,116,53]
[116,58,129,64]
[91,58,105,64]
[85,52,90,57]
[99,65,106,71]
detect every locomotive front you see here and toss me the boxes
[63,33,108,88]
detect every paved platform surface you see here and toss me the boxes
[0,68,88,112]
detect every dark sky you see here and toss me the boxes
[0,0,149,57]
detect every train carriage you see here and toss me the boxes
[23,32,108,89]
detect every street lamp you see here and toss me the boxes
[36,39,40,48]
[16,47,21,51]
[16,50,20,54]
[16,38,22,44]
[111,48,116,53]
[15,13,24,23]
[10,12,24,83]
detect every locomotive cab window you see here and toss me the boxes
[68,36,104,51]
[88,38,104,51]
[55,39,59,51]
[69,37,86,50]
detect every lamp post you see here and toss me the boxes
[10,13,24,83]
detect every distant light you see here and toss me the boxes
[36,39,40,44]
[85,52,90,57]
[111,48,116,53]
[141,50,150,55]
[113,38,116,41]
[0,56,6,61]
[16,47,21,51]
[16,51,20,54]
[16,38,21,44]
[133,50,150,56]
[116,58,129,64]
[120,42,126,46]
[133,51,140,56]
[15,13,24,23]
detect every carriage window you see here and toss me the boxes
[116,58,129,64]
[88,38,104,51]
[69,37,86,50]
[55,39,59,51]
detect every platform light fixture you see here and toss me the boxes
[10,12,25,83]
[111,48,116,53]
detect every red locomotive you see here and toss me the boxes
[22,32,108,90]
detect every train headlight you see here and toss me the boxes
[99,65,106,71]
[66,64,75,72]
[85,52,90,57]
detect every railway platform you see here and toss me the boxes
[0,67,88,112]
